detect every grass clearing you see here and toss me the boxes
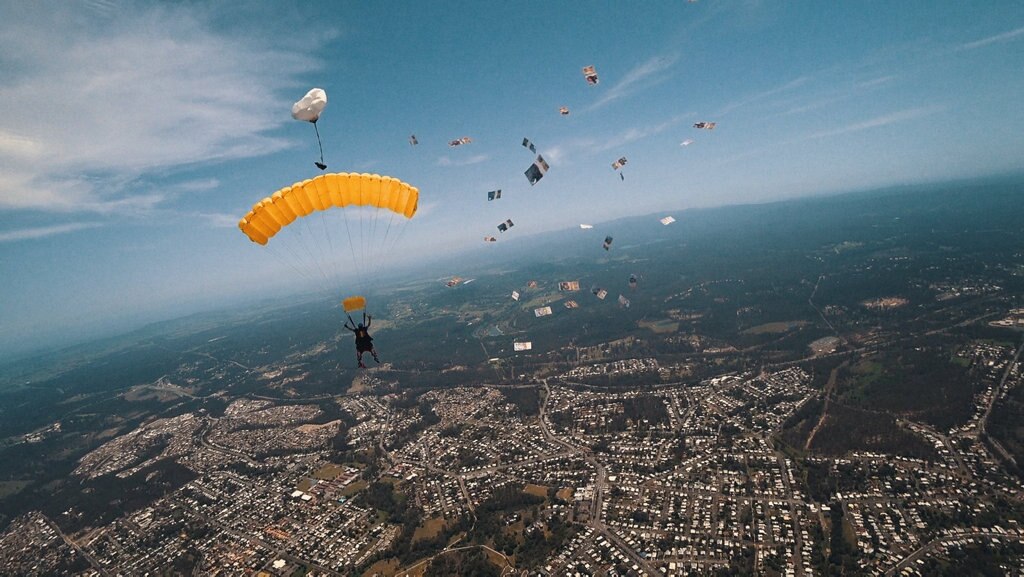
[313,463,345,481]
[638,319,680,334]
[412,516,447,542]
[341,479,368,497]
[742,320,808,335]
[524,483,549,498]
[362,558,399,577]
[0,480,31,499]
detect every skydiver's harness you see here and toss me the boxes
[346,313,374,350]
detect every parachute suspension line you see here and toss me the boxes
[268,223,320,286]
[367,192,385,287]
[319,210,342,295]
[338,202,367,299]
[296,216,333,292]
[372,209,398,283]
[380,213,412,282]
[358,204,368,294]
[313,121,326,169]
[281,228,327,292]
[266,241,317,288]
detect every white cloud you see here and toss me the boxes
[436,154,489,167]
[0,3,316,214]
[175,179,220,193]
[715,76,808,117]
[804,105,946,140]
[542,114,687,166]
[586,54,678,111]
[961,26,1024,50]
[0,222,102,242]
[594,114,689,153]
[855,75,896,89]
[195,212,240,228]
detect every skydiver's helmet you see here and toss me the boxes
[358,324,365,330]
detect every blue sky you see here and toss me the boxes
[1,0,1023,358]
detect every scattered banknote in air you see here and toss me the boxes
[514,341,532,351]
[579,224,594,229]
[603,236,614,251]
[618,294,631,308]
[680,139,694,146]
[612,157,628,170]
[559,281,580,291]
[564,300,579,309]
[559,106,570,115]
[525,155,549,185]
[449,136,473,146]
[592,287,608,300]
[522,138,536,153]
[497,219,515,232]
[484,236,497,242]
[693,122,716,130]
[511,290,520,301]
[487,190,502,201]
[534,306,553,317]
[582,65,599,85]
[409,134,418,145]
[660,216,676,225]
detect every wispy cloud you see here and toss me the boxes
[0,222,103,243]
[436,154,489,167]
[544,115,688,166]
[779,75,898,117]
[961,25,1024,50]
[175,179,220,193]
[594,114,690,153]
[194,212,240,228]
[804,105,946,140]
[586,54,679,112]
[715,76,809,117]
[855,75,896,89]
[0,4,315,214]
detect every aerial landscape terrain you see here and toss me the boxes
[2,1,1024,576]
[2,179,1024,576]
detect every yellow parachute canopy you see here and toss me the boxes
[238,172,419,245]
[342,296,367,313]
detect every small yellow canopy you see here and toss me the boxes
[342,296,367,313]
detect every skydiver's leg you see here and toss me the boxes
[371,348,380,363]
[357,350,366,369]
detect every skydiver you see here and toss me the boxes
[344,313,379,368]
